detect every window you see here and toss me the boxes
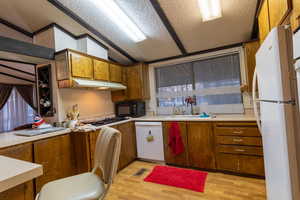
[0,88,35,132]
[155,53,243,115]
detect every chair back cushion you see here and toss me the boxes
[93,127,121,184]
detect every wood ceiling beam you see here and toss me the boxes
[47,0,138,63]
[149,0,187,55]
[0,18,33,38]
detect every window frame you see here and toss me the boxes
[148,47,247,115]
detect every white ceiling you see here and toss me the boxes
[0,0,258,64]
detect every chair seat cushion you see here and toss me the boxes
[38,172,105,200]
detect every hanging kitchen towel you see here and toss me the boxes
[168,122,184,155]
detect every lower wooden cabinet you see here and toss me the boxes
[116,122,137,170]
[34,134,76,193]
[216,153,265,176]
[214,122,265,176]
[187,122,216,169]
[162,122,189,166]
[0,143,34,200]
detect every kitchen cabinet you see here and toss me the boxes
[117,122,137,170]
[268,0,291,29]
[93,59,110,81]
[243,41,260,92]
[187,122,216,169]
[0,143,34,200]
[111,63,150,102]
[55,49,127,88]
[291,0,300,32]
[70,51,93,79]
[34,134,76,193]
[162,122,189,167]
[258,0,271,43]
[110,64,123,83]
[214,122,264,176]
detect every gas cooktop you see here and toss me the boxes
[88,117,128,126]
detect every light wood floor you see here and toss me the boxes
[106,161,266,200]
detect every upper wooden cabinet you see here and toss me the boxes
[110,64,123,83]
[291,0,300,31]
[258,0,271,43]
[93,59,110,81]
[268,0,291,29]
[111,63,150,102]
[55,49,126,88]
[243,41,260,92]
[70,51,93,79]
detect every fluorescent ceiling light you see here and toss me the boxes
[198,0,222,22]
[89,0,146,42]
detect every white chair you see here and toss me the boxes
[35,127,122,200]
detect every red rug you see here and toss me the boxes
[144,165,208,192]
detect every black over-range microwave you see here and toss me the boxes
[115,101,146,118]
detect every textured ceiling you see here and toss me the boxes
[0,0,258,64]
[158,0,257,52]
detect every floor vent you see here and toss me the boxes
[133,168,148,176]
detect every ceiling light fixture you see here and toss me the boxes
[198,0,222,22]
[89,0,146,42]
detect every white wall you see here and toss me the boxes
[54,27,77,52]
[86,37,108,59]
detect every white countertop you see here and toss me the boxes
[135,114,256,122]
[0,156,43,192]
[0,129,71,149]
[0,115,255,149]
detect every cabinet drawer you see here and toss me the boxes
[217,153,264,176]
[216,136,262,146]
[216,145,263,156]
[215,126,260,137]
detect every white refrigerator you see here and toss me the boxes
[253,26,300,200]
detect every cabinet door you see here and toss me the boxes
[258,0,271,43]
[93,59,109,81]
[0,144,34,200]
[70,52,93,79]
[162,122,189,166]
[110,64,123,83]
[244,41,260,92]
[268,0,291,29]
[34,134,76,193]
[187,122,216,169]
[127,66,142,100]
[117,122,137,170]
[291,0,300,31]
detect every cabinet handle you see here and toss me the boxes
[233,138,243,142]
[237,159,240,171]
[235,149,245,152]
[233,130,243,134]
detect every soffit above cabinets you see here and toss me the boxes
[0,0,258,64]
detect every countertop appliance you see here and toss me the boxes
[115,101,146,118]
[86,117,127,126]
[135,122,164,161]
[253,26,300,200]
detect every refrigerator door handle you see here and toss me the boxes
[252,67,262,134]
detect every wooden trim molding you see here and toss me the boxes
[0,71,35,83]
[0,36,55,60]
[0,58,37,66]
[47,0,137,63]
[0,63,36,76]
[149,0,187,55]
[0,18,33,38]
[146,42,243,64]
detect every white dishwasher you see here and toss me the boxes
[135,122,165,161]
